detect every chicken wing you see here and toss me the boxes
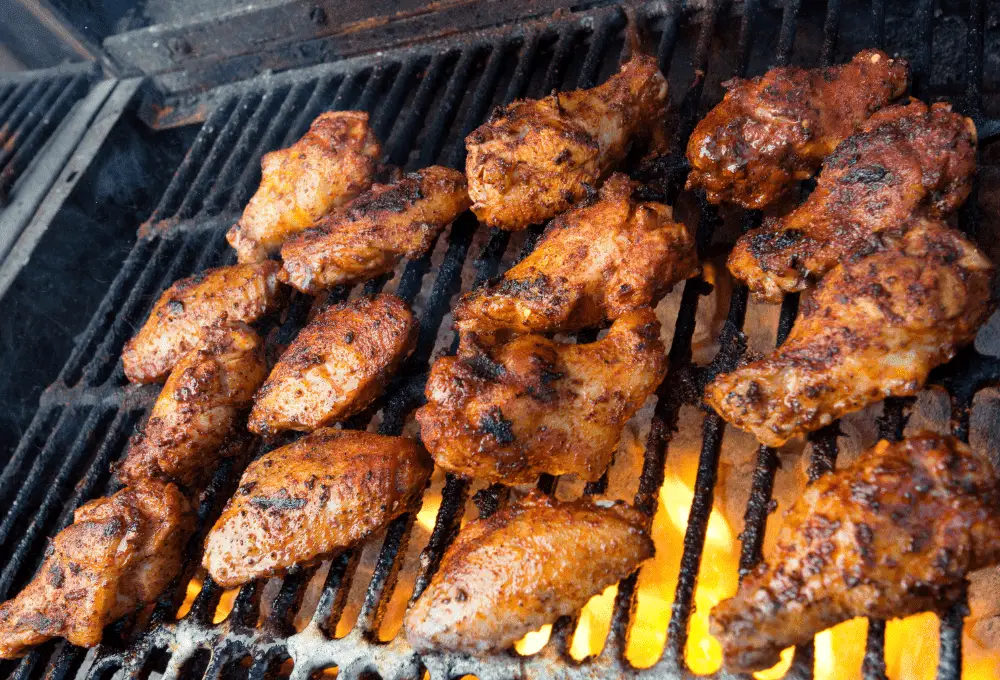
[729,100,977,302]
[249,293,416,435]
[712,434,1000,672]
[202,428,431,587]
[405,490,653,654]
[686,49,909,209]
[454,174,697,342]
[118,322,267,489]
[123,262,284,384]
[0,481,193,658]
[416,308,666,484]
[226,111,381,263]
[279,166,470,294]
[705,219,995,447]
[465,54,667,230]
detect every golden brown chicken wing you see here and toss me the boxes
[686,49,909,209]
[0,481,193,658]
[226,111,381,262]
[117,322,267,489]
[712,434,1000,672]
[279,166,470,294]
[249,293,416,435]
[202,428,431,587]
[416,308,666,484]
[705,220,995,447]
[405,490,653,654]
[465,54,667,230]
[122,262,284,384]
[729,100,977,302]
[454,174,696,342]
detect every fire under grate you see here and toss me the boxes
[2,1,1000,679]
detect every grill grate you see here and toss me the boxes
[2,1,1000,679]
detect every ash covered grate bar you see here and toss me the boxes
[2,1,1000,680]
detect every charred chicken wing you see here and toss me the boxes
[118,322,267,489]
[454,174,697,342]
[729,100,977,302]
[686,49,909,209]
[712,434,1000,672]
[279,166,470,294]
[0,481,193,658]
[465,54,667,230]
[416,308,666,484]
[227,111,381,262]
[706,220,995,447]
[202,428,432,587]
[249,293,416,435]
[405,490,654,653]
[122,262,284,384]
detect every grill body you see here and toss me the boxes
[1,2,999,680]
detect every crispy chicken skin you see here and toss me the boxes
[465,54,667,230]
[706,220,995,447]
[712,434,1000,673]
[416,309,666,484]
[226,111,381,262]
[0,481,193,658]
[122,262,284,384]
[454,174,697,342]
[202,428,432,587]
[405,490,653,654]
[686,49,909,209]
[729,100,977,302]
[249,293,416,435]
[279,166,470,294]
[118,322,267,489]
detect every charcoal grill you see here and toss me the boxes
[1,1,1000,679]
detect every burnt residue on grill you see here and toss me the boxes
[0,1,999,680]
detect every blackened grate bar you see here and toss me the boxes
[2,2,1000,680]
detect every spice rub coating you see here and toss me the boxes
[712,434,1000,672]
[417,309,667,484]
[686,49,908,209]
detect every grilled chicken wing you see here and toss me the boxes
[279,166,470,294]
[202,428,431,587]
[0,481,192,658]
[249,293,416,435]
[729,100,977,302]
[454,174,697,342]
[118,322,267,489]
[686,49,909,209]
[405,490,653,653]
[465,54,667,230]
[706,220,995,447]
[712,434,1000,672]
[123,262,284,384]
[226,111,381,263]
[417,309,666,484]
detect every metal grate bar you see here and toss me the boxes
[383,54,453,166]
[418,48,479,167]
[0,409,108,598]
[371,59,424,145]
[911,0,937,98]
[200,84,306,216]
[222,81,318,214]
[78,237,199,386]
[146,97,239,224]
[0,73,89,197]
[277,74,339,148]
[0,79,52,146]
[442,44,510,169]
[174,93,265,221]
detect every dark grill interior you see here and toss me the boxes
[1,1,1000,679]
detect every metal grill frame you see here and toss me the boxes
[0,61,102,284]
[2,1,1000,680]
